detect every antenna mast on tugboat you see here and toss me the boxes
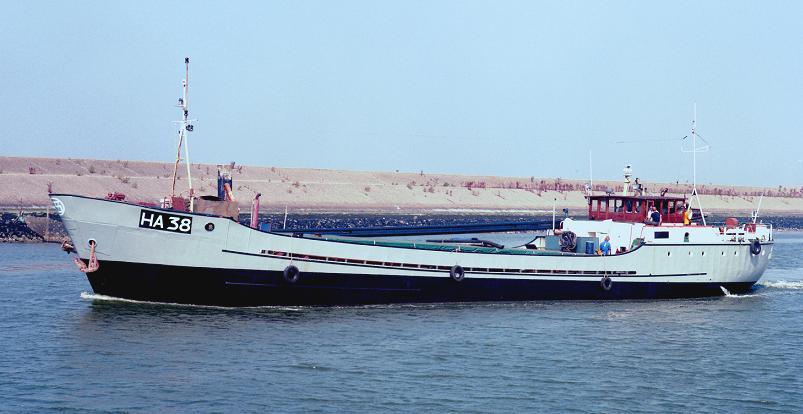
[681,103,709,225]
[170,57,196,211]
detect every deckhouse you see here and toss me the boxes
[587,195,688,223]
[585,165,694,224]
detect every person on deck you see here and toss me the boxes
[633,178,643,196]
[600,236,611,256]
[683,204,692,225]
[645,206,661,225]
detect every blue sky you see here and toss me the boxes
[1,1,801,186]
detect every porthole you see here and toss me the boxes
[701,251,705,256]
[721,251,725,256]
[205,222,215,232]
[667,252,671,257]
[688,251,692,256]
[734,251,738,256]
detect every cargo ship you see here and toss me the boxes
[51,59,773,306]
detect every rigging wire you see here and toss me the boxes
[614,136,686,144]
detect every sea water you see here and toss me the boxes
[0,232,801,413]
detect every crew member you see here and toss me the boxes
[633,178,643,196]
[600,236,611,256]
[683,204,692,225]
[645,206,661,225]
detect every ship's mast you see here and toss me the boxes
[682,103,709,225]
[169,57,196,211]
[752,193,764,224]
[692,105,697,195]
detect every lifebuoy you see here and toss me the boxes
[600,275,613,291]
[283,265,300,283]
[750,240,761,255]
[450,265,465,282]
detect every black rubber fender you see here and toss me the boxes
[750,239,761,255]
[450,265,465,282]
[600,275,613,291]
[283,265,300,283]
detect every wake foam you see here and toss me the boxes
[719,286,759,298]
[79,292,304,311]
[759,280,803,290]
[81,291,142,303]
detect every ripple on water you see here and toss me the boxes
[1,233,802,412]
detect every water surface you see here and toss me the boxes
[1,233,802,413]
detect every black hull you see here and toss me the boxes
[83,261,757,307]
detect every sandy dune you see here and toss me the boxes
[1,156,801,215]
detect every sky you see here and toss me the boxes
[1,1,801,186]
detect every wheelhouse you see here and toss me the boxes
[587,195,687,224]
